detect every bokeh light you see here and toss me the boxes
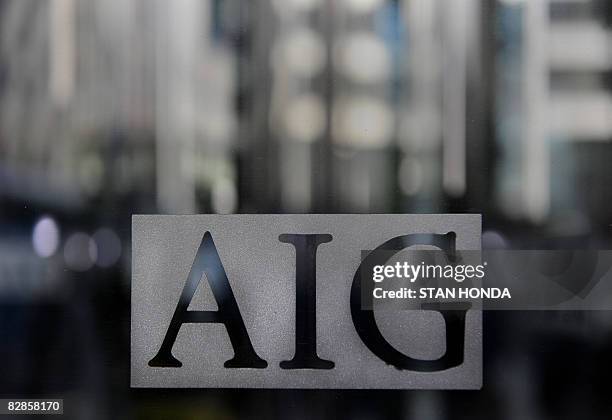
[32,216,60,258]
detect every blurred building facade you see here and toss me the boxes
[1,0,611,228]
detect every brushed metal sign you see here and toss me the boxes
[131,214,481,389]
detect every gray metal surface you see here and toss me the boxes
[131,214,481,388]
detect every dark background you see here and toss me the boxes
[1,0,612,418]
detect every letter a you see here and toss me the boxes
[148,232,267,368]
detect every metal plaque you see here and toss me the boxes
[131,214,482,389]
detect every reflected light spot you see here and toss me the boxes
[335,33,391,84]
[284,94,326,143]
[333,96,394,149]
[64,232,97,271]
[32,216,60,258]
[482,230,508,249]
[93,228,122,268]
[271,28,326,78]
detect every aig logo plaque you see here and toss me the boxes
[131,214,482,389]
